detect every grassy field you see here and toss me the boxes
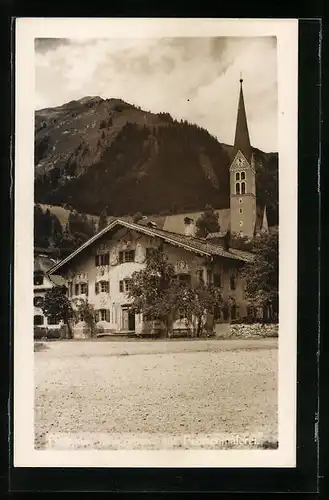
[35,338,278,450]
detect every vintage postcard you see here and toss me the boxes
[14,18,298,468]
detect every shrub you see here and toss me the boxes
[46,328,62,340]
[34,326,47,339]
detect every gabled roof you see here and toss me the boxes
[232,79,252,164]
[34,255,58,274]
[48,218,255,275]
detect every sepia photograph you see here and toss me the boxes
[14,18,298,468]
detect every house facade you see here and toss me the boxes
[48,219,254,338]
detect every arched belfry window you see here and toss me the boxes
[235,172,240,181]
[241,182,246,194]
[241,171,246,180]
[235,183,240,195]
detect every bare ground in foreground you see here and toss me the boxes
[35,338,278,449]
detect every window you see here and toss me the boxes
[239,208,243,214]
[214,274,221,287]
[124,279,132,292]
[241,171,246,180]
[241,182,246,194]
[176,310,188,321]
[95,281,109,294]
[235,182,240,195]
[247,306,254,317]
[235,172,240,181]
[231,305,237,320]
[98,309,109,322]
[223,306,229,321]
[80,283,88,295]
[34,315,44,326]
[206,270,213,285]
[68,282,72,298]
[34,296,44,307]
[197,269,204,283]
[100,281,109,293]
[48,316,59,325]
[119,279,131,293]
[34,274,43,286]
[75,283,79,296]
[119,250,135,263]
[95,253,109,266]
[230,276,236,290]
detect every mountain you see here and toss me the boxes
[34,96,278,225]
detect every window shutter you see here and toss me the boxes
[86,284,89,296]
[108,281,110,294]
[105,253,109,266]
[94,310,99,322]
[95,282,99,295]
[75,284,79,295]
[106,309,110,322]
[119,281,123,292]
[119,252,123,264]
[95,255,99,266]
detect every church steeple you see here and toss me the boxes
[233,77,252,163]
[229,77,257,239]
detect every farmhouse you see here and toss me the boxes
[47,218,255,338]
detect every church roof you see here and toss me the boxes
[48,218,255,275]
[161,209,231,234]
[232,79,252,163]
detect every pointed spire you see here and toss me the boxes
[233,77,252,163]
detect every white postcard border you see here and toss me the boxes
[14,17,298,468]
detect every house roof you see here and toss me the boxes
[34,255,58,273]
[49,274,67,286]
[48,218,255,275]
[205,231,228,240]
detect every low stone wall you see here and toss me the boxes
[215,323,278,339]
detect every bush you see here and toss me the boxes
[46,328,63,340]
[34,326,47,339]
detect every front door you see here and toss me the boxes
[122,307,135,331]
[128,310,135,331]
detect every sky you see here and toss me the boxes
[35,36,277,152]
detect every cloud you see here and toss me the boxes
[35,36,277,152]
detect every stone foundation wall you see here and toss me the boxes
[215,323,278,339]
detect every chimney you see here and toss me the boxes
[184,217,196,237]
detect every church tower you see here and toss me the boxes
[229,78,256,238]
